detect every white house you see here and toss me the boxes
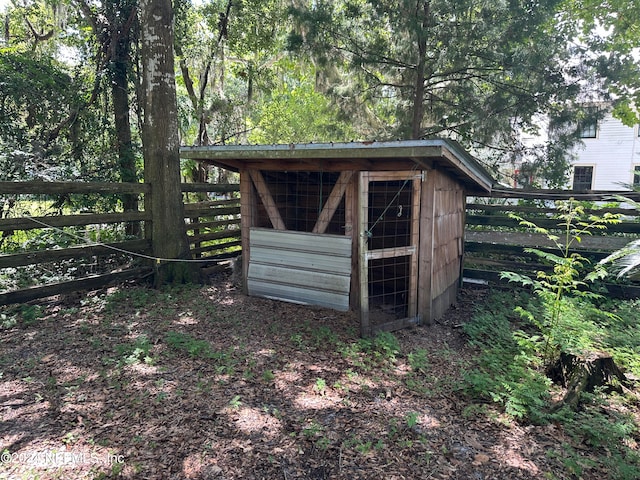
[571,113,640,191]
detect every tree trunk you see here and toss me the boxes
[410,1,429,140]
[140,0,198,285]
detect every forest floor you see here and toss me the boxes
[0,273,635,479]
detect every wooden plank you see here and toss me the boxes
[366,170,422,181]
[467,214,640,233]
[466,202,640,217]
[190,240,241,256]
[418,169,436,325]
[187,229,241,244]
[248,169,286,230]
[365,246,416,261]
[408,177,421,318]
[0,239,151,269]
[482,187,640,202]
[464,230,632,251]
[240,169,254,293]
[184,198,240,209]
[0,211,151,232]
[183,206,241,216]
[0,268,153,305]
[359,172,371,336]
[464,241,611,260]
[312,171,354,234]
[185,218,241,231]
[431,281,458,321]
[181,183,239,193]
[0,181,149,195]
[346,178,359,310]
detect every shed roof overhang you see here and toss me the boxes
[180,139,494,194]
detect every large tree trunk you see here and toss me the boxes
[140,0,197,285]
[410,1,429,140]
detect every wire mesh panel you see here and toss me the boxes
[366,180,413,250]
[256,171,347,234]
[360,172,422,333]
[368,255,411,322]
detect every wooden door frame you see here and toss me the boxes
[358,171,422,336]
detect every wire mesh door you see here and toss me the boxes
[358,171,422,335]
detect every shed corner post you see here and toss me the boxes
[239,168,254,295]
[418,168,435,325]
[357,171,371,337]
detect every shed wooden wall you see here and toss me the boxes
[430,170,466,320]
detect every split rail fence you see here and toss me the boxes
[3,181,640,306]
[464,187,640,297]
[0,181,240,305]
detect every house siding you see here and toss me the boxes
[572,115,640,190]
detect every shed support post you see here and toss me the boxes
[240,169,254,294]
[418,169,435,325]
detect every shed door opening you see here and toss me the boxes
[358,171,422,335]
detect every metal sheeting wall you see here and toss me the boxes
[247,228,352,311]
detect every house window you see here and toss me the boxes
[573,166,593,191]
[580,121,597,138]
[633,166,640,188]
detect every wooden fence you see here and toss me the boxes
[464,187,640,297]
[4,181,640,306]
[0,181,240,305]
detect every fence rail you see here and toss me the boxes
[464,187,640,296]
[0,181,240,305]
[4,181,640,305]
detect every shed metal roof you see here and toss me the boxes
[180,139,494,193]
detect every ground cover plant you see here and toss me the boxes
[1,274,638,480]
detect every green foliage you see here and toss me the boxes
[338,331,400,369]
[407,349,429,374]
[464,286,640,477]
[165,331,216,359]
[501,200,620,361]
[248,62,356,144]
[0,304,43,329]
[358,331,400,363]
[549,397,640,479]
[463,306,551,420]
[115,335,154,366]
[404,411,419,429]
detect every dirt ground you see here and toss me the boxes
[0,276,623,479]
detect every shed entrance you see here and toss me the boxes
[358,171,423,335]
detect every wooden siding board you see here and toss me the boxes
[247,228,351,312]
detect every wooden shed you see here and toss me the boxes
[181,140,493,336]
